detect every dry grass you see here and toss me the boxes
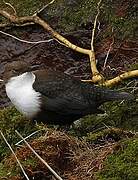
[1,129,119,180]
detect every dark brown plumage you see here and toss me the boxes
[3,61,135,125]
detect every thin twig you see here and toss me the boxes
[36,0,56,15]
[97,20,101,32]
[3,0,17,15]
[15,129,45,146]
[54,37,70,48]
[0,30,53,44]
[0,22,35,28]
[96,20,101,37]
[15,130,63,180]
[88,0,103,79]
[91,0,102,51]
[103,37,114,70]
[0,23,10,28]
[0,130,29,180]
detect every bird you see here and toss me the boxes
[3,60,135,125]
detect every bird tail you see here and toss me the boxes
[103,90,135,102]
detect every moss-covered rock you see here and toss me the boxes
[71,99,138,138]
[85,128,135,145]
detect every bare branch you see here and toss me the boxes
[36,0,56,15]
[0,6,137,86]
[0,8,102,81]
[104,70,138,87]
[3,0,17,15]
[0,10,90,54]
[82,70,138,87]
[0,30,53,44]
[0,22,35,29]
[91,0,102,51]
[15,130,63,180]
[33,15,90,55]
[0,9,34,23]
[97,20,101,32]
[0,130,29,180]
[89,0,103,80]
[103,37,114,70]
[15,129,46,146]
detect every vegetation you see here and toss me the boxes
[0,98,137,179]
[0,107,41,159]
[0,0,137,179]
[96,138,138,180]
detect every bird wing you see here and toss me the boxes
[41,95,88,115]
[33,70,89,115]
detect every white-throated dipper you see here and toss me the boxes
[3,61,135,125]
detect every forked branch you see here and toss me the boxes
[0,0,138,87]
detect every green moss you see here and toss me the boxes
[22,157,37,167]
[74,99,138,136]
[0,106,38,158]
[0,106,46,178]
[0,157,37,177]
[95,138,138,180]
[127,63,138,71]
[0,162,8,177]
[104,101,138,130]
[85,128,134,144]
[46,0,137,38]
[0,0,46,16]
[0,0,136,39]
[99,0,137,39]
[0,161,20,178]
[58,0,98,31]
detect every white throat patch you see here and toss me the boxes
[5,72,41,118]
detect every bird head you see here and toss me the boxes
[3,61,31,83]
